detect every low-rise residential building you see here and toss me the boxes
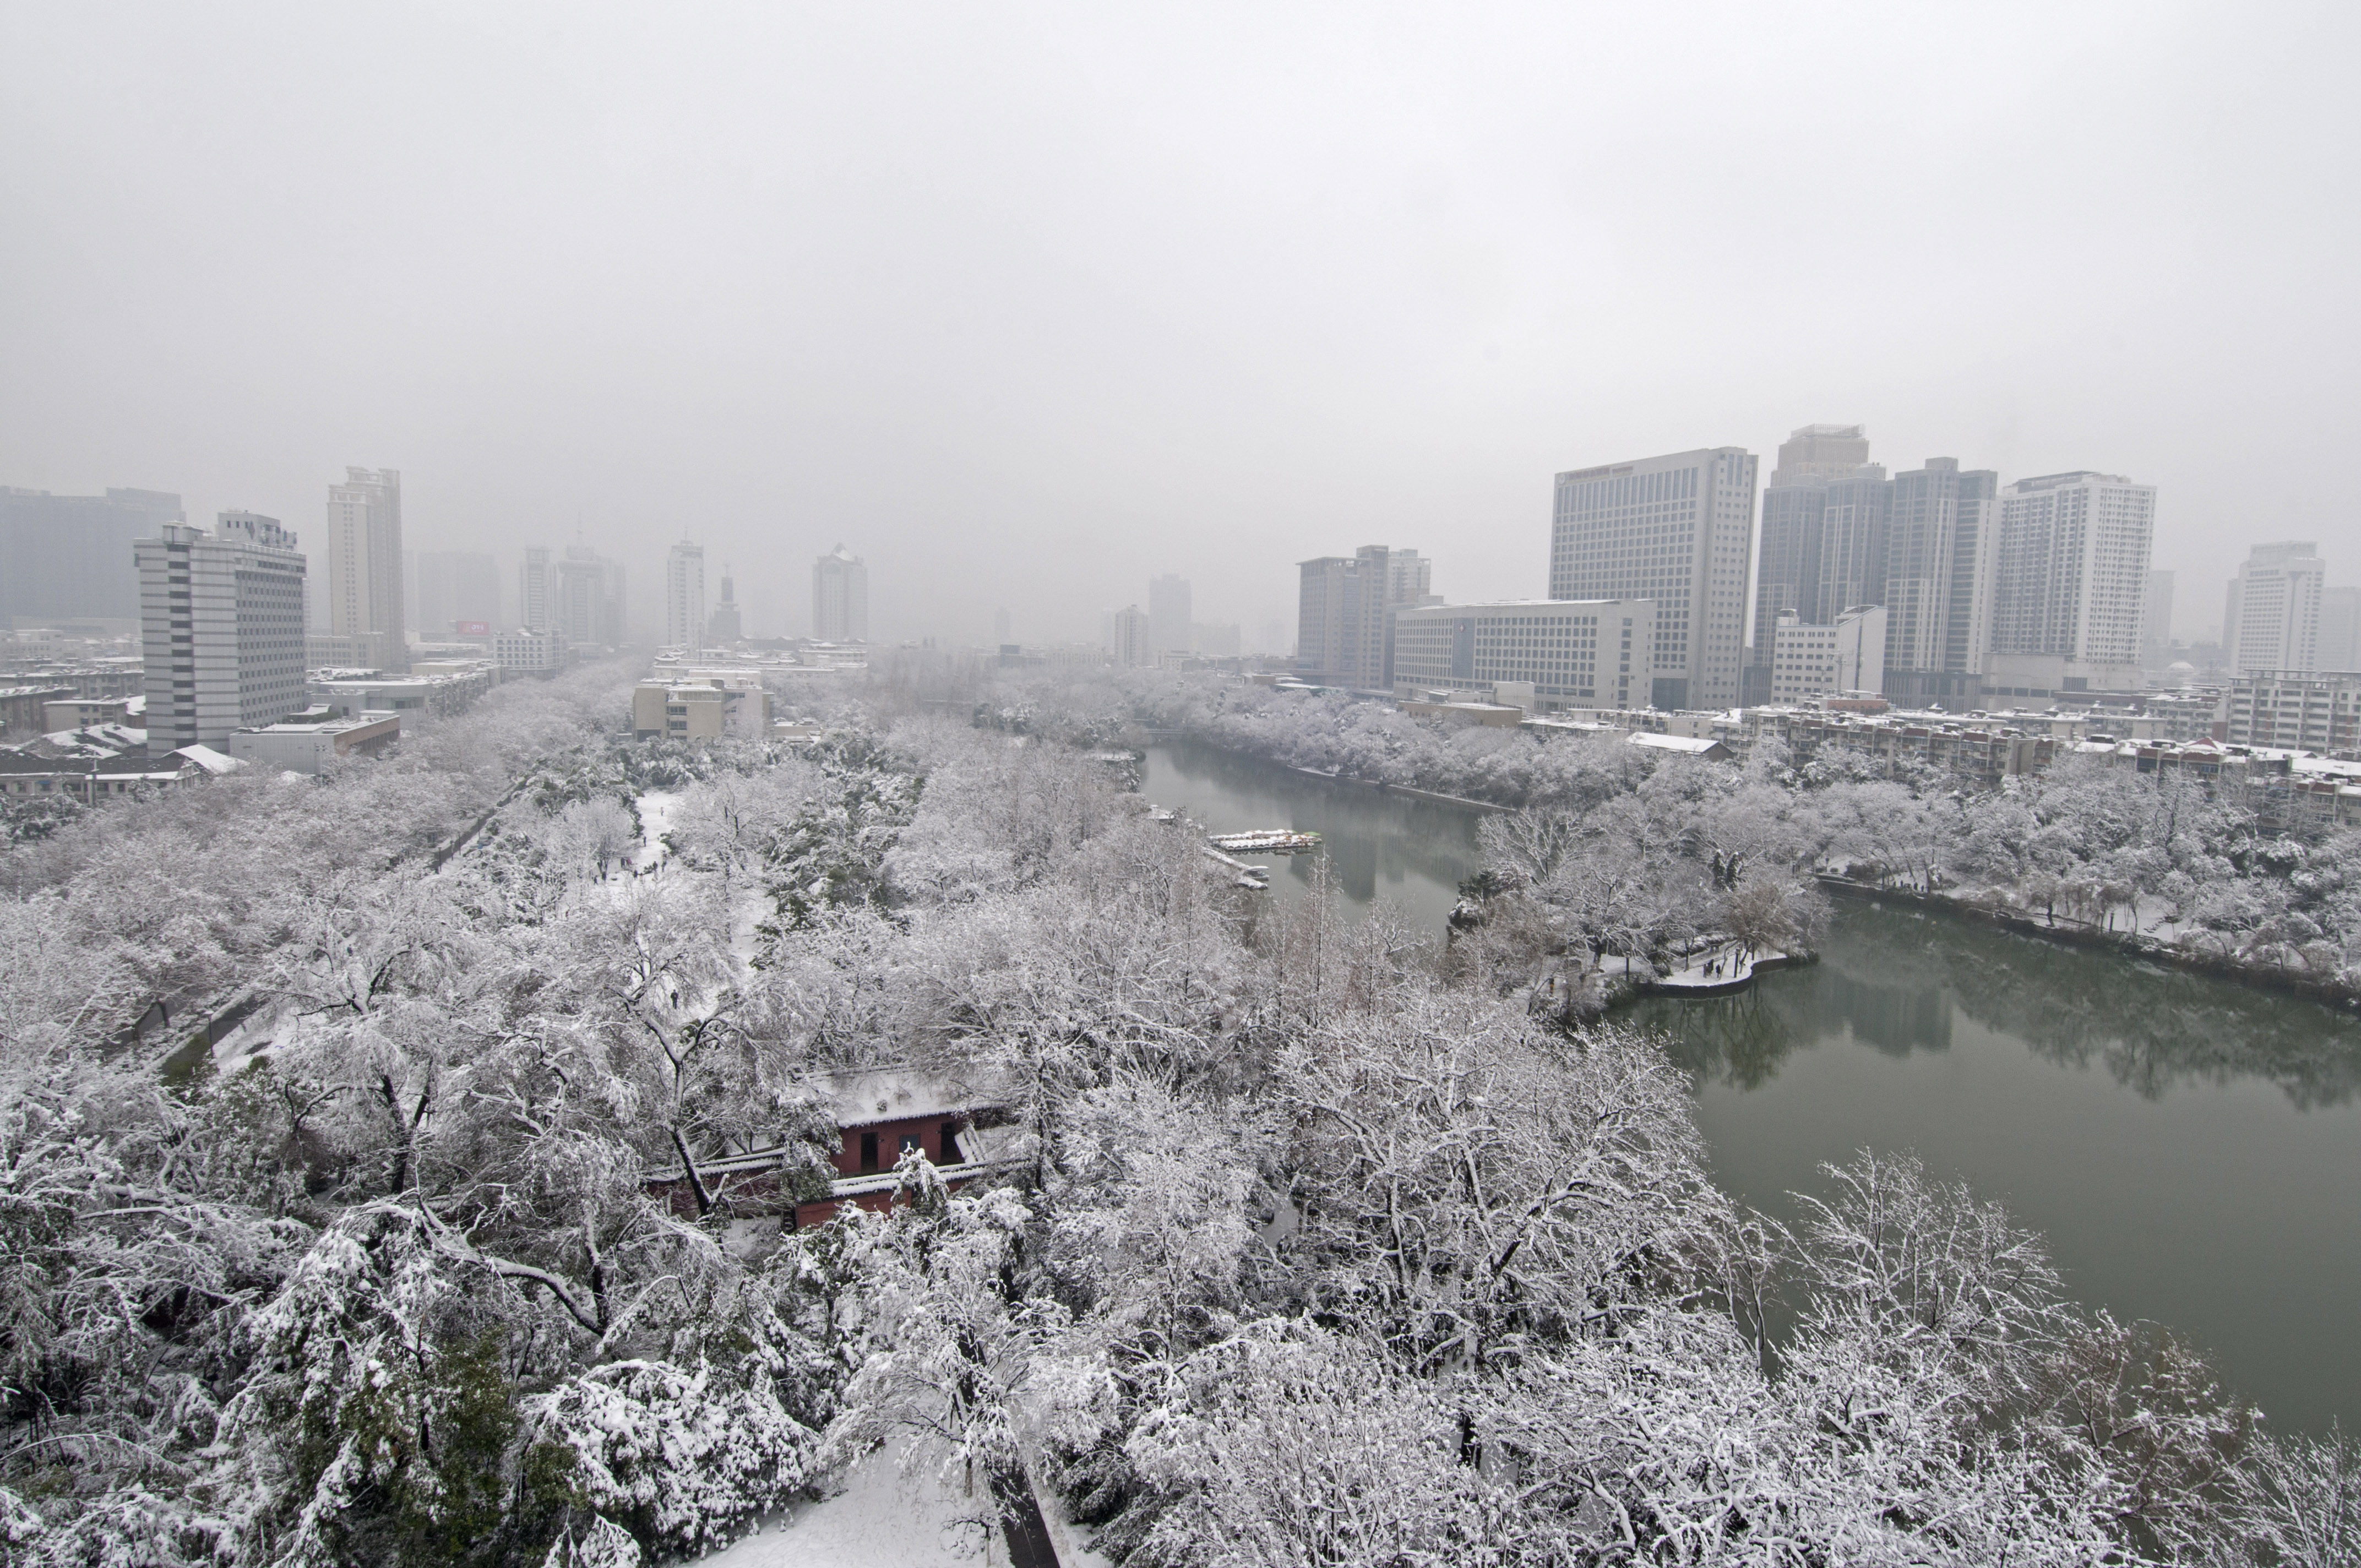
[1770,606,1886,704]
[1392,598,1657,713]
[2,661,144,701]
[491,628,568,673]
[1399,699,1526,727]
[226,711,400,774]
[308,663,496,730]
[1729,707,2054,787]
[630,671,773,741]
[1,686,74,733]
[2222,670,2361,754]
[41,696,135,731]
[0,731,237,800]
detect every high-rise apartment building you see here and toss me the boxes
[813,544,868,641]
[1295,545,1433,690]
[2223,541,2325,677]
[1886,458,2000,705]
[2319,586,2361,673]
[1552,447,1756,708]
[2140,570,2177,670]
[136,511,308,749]
[1749,430,1996,709]
[1991,471,2157,667]
[559,546,627,647]
[2222,669,2361,753]
[1,486,184,628]
[665,542,706,651]
[1101,604,1149,666]
[520,547,553,633]
[1149,574,1193,656]
[325,467,405,669]
[1392,598,1655,712]
[411,551,501,636]
[708,565,742,645]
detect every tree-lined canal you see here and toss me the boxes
[1143,738,2361,1431]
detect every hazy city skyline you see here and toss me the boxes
[5,5,2357,650]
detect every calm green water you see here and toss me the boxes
[1139,739,1486,932]
[1145,741,2361,1432]
[1628,903,2361,1433]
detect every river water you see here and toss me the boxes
[1142,739,2361,1431]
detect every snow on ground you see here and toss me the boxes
[1654,942,1784,991]
[633,790,683,873]
[692,1447,1116,1568]
[693,1449,993,1567]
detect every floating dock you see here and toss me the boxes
[1207,830,1322,854]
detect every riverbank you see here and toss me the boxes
[1269,760,1511,814]
[1818,876,2361,1012]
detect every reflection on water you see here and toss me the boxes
[1639,902,2361,1110]
[1628,901,2361,1431]
[1139,740,1485,932]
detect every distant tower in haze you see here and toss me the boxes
[665,542,706,652]
[2320,585,2361,672]
[138,511,308,748]
[326,467,405,668]
[1101,604,1149,666]
[1149,573,1192,656]
[2141,570,2176,669]
[520,547,553,632]
[813,544,868,641]
[708,564,743,645]
[993,606,1012,645]
[2223,541,2325,676]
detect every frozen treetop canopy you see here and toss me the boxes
[803,1063,1008,1129]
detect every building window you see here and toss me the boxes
[859,1131,878,1172]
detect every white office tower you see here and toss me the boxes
[1149,573,1193,656]
[325,467,405,669]
[2320,586,2361,672]
[520,547,553,633]
[2223,541,2325,676]
[1392,598,1656,712]
[1552,448,1756,709]
[137,512,308,749]
[1771,606,1887,704]
[665,541,706,652]
[812,544,868,641]
[1295,545,1433,690]
[1987,471,2157,698]
[2141,569,2177,671]
[1101,604,1149,666]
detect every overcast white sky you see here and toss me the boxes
[4,2,2356,647]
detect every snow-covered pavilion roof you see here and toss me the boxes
[804,1063,1009,1129]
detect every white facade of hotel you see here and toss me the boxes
[1391,598,1656,712]
[137,513,309,749]
[1550,448,1755,708]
